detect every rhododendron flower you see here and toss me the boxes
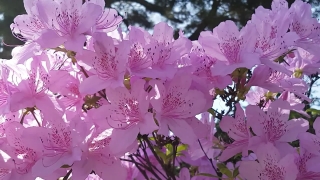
[36,0,104,53]
[9,56,59,117]
[72,128,127,180]
[245,86,272,110]
[102,79,157,155]
[219,103,250,161]
[79,32,130,94]
[0,63,18,114]
[239,142,298,180]
[3,122,43,180]
[189,42,232,90]
[295,148,320,180]
[247,99,309,157]
[199,20,260,76]
[87,0,122,33]
[289,0,320,56]
[126,26,153,77]
[145,22,192,79]
[150,70,206,145]
[250,0,298,75]
[31,119,84,177]
[286,48,320,76]
[48,70,83,114]
[247,65,308,98]
[299,117,320,156]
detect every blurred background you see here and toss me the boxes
[1,0,320,59]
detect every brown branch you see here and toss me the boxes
[188,0,222,40]
[125,0,183,23]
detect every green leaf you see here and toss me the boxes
[176,144,188,156]
[217,163,233,178]
[289,110,309,120]
[197,173,219,178]
[154,147,167,162]
[233,167,239,177]
[166,144,173,155]
[306,108,320,116]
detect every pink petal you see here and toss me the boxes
[79,75,108,95]
[109,128,139,156]
[313,117,320,136]
[279,154,298,180]
[278,118,309,142]
[239,161,261,180]
[219,142,247,161]
[37,29,65,49]
[168,119,198,145]
[76,2,102,34]
[152,22,174,43]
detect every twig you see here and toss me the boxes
[139,139,167,179]
[129,155,149,179]
[63,169,72,180]
[198,139,221,179]
[31,110,41,127]
[20,109,29,124]
[142,135,176,180]
[171,142,177,177]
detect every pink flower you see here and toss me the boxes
[31,118,84,177]
[186,113,220,162]
[3,122,43,180]
[9,56,58,117]
[10,0,48,42]
[72,128,127,180]
[191,156,219,180]
[295,148,320,180]
[250,0,298,75]
[89,0,122,33]
[0,150,13,180]
[145,22,192,79]
[247,65,308,98]
[150,69,206,145]
[101,79,157,155]
[247,99,309,157]
[0,63,18,114]
[279,91,310,118]
[245,86,271,110]
[289,0,320,57]
[48,70,83,113]
[239,142,298,180]
[126,26,153,77]
[36,0,103,52]
[286,48,320,76]
[79,32,130,95]
[85,174,103,180]
[121,154,139,180]
[199,20,260,76]
[299,117,320,156]
[189,42,232,90]
[219,103,250,161]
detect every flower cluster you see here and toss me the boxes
[1,0,320,179]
